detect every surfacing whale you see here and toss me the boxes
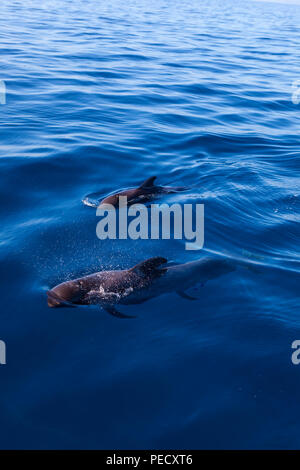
[82,176,186,208]
[47,256,235,318]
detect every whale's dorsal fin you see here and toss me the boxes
[130,256,167,277]
[138,176,157,189]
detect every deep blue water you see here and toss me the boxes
[0,0,300,450]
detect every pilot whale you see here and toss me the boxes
[82,176,186,208]
[47,256,235,318]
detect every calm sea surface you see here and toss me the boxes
[0,0,300,449]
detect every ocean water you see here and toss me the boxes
[0,0,300,450]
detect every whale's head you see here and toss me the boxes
[100,193,120,207]
[99,188,137,208]
[47,280,84,308]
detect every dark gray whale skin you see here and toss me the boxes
[83,176,186,208]
[47,256,235,318]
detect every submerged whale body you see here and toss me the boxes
[47,256,235,318]
[82,176,186,208]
